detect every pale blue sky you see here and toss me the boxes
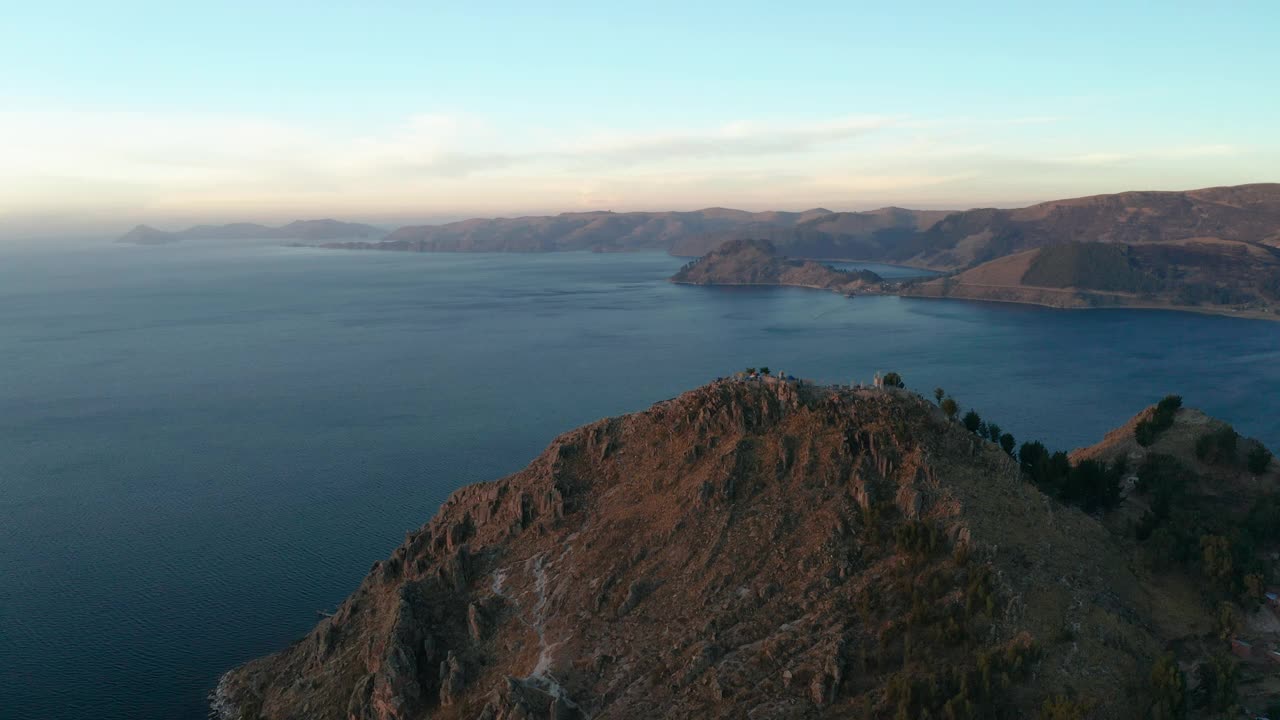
[2,1,1278,235]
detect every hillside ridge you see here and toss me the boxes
[212,377,1280,719]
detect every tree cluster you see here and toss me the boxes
[1018,441,1123,512]
[1134,453,1272,606]
[942,396,1016,458]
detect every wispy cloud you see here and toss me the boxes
[0,108,1265,237]
[1052,144,1241,166]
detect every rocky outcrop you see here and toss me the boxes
[213,379,1278,719]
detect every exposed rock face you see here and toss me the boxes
[213,380,1276,719]
[670,239,883,295]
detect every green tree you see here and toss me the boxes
[1019,441,1048,479]
[1135,419,1157,447]
[934,387,945,405]
[1137,395,1183,446]
[1000,433,1016,456]
[759,366,770,375]
[1247,444,1272,474]
[1147,652,1187,720]
[941,397,959,420]
[1156,394,1183,416]
[882,371,904,388]
[962,409,983,434]
[987,422,1002,443]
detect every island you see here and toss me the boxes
[669,238,884,295]
[213,376,1280,719]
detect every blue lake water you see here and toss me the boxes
[2,240,1278,720]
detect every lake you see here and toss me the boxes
[2,240,1278,719]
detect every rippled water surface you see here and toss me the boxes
[2,240,1278,719]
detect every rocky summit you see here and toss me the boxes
[213,379,1279,719]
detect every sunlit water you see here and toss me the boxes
[2,240,1278,719]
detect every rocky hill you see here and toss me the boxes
[888,184,1280,271]
[666,207,949,259]
[670,239,883,295]
[900,238,1280,319]
[115,219,386,244]
[211,379,1280,719]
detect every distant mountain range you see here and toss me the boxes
[118,185,1280,313]
[117,219,386,245]
[309,183,1280,273]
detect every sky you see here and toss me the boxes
[2,0,1278,237]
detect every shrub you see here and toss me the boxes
[882,371,904,388]
[962,410,983,434]
[941,397,959,420]
[1195,425,1238,465]
[1147,652,1187,720]
[1194,654,1238,713]
[1039,696,1088,720]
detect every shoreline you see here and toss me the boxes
[673,278,1279,322]
[900,293,1280,322]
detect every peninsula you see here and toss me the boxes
[213,377,1279,719]
[673,236,1280,320]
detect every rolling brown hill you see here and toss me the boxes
[666,207,949,259]
[212,379,1280,720]
[335,208,837,254]
[893,184,1280,270]
[901,238,1280,318]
